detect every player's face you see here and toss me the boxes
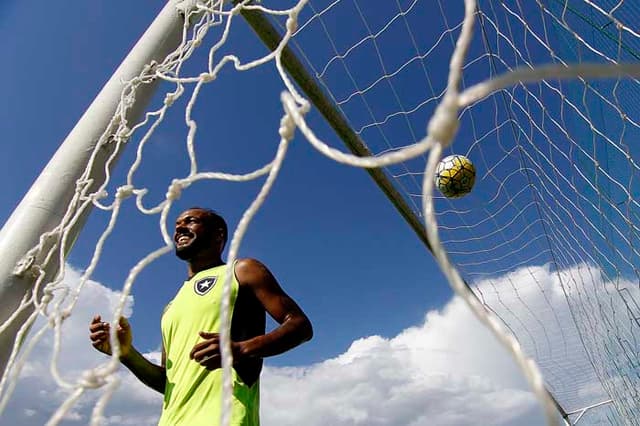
[174,209,215,260]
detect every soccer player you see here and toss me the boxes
[89,207,313,425]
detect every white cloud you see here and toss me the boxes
[3,263,625,425]
[0,266,162,426]
[261,296,545,426]
[472,263,618,417]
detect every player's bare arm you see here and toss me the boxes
[190,258,312,369]
[89,315,166,394]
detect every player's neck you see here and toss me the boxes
[187,254,224,278]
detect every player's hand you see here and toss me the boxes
[89,315,133,359]
[190,331,242,371]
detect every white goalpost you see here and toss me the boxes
[1,0,639,425]
[0,1,187,377]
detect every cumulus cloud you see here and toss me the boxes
[472,263,619,417]
[0,266,162,426]
[4,263,626,425]
[261,296,545,426]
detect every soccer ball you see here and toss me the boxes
[434,154,476,198]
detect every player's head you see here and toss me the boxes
[174,207,228,261]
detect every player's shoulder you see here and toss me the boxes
[234,258,271,286]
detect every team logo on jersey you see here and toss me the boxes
[194,276,217,295]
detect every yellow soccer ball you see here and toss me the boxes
[434,154,476,198]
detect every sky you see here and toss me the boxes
[0,0,638,425]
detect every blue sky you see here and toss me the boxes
[0,1,452,368]
[2,0,639,424]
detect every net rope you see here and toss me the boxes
[1,0,639,424]
[286,0,640,422]
[286,1,638,424]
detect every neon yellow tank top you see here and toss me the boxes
[158,264,260,426]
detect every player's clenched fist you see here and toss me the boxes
[89,315,133,359]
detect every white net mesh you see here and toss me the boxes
[1,0,639,424]
[286,0,640,423]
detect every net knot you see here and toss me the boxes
[165,92,177,106]
[76,178,93,194]
[41,283,63,308]
[176,0,198,15]
[60,308,71,321]
[166,180,183,201]
[286,16,298,33]
[115,125,131,143]
[123,92,136,108]
[80,369,106,389]
[279,112,296,141]
[91,189,108,202]
[40,292,53,305]
[427,95,459,147]
[143,60,158,74]
[13,255,36,278]
[116,185,134,199]
[199,72,215,83]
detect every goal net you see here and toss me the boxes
[1,0,639,425]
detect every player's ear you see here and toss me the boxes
[215,228,226,251]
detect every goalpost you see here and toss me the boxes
[1,0,639,425]
[0,1,187,377]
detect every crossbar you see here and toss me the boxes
[240,6,570,423]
